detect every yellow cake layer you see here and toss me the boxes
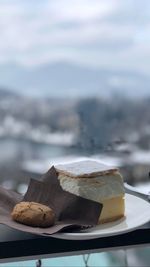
[98,196,125,224]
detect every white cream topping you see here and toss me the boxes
[58,172,125,203]
[55,160,118,178]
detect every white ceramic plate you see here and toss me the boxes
[53,194,150,240]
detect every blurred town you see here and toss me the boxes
[0,88,150,194]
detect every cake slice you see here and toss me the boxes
[55,160,125,224]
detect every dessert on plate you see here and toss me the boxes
[55,160,125,224]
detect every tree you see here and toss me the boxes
[76,98,114,152]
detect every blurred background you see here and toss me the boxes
[0,0,150,266]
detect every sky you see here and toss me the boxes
[0,0,150,74]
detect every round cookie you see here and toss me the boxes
[11,202,55,228]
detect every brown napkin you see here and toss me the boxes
[0,166,103,236]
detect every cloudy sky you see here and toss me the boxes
[0,0,150,74]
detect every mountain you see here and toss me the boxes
[0,62,150,98]
[0,87,20,99]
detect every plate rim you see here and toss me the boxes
[52,193,150,240]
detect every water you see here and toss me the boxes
[0,137,70,164]
[0,253,120,267]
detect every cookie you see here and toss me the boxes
[11,201,55,228]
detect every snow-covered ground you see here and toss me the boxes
[0,116,75,146]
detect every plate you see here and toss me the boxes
[53,194,150,240]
